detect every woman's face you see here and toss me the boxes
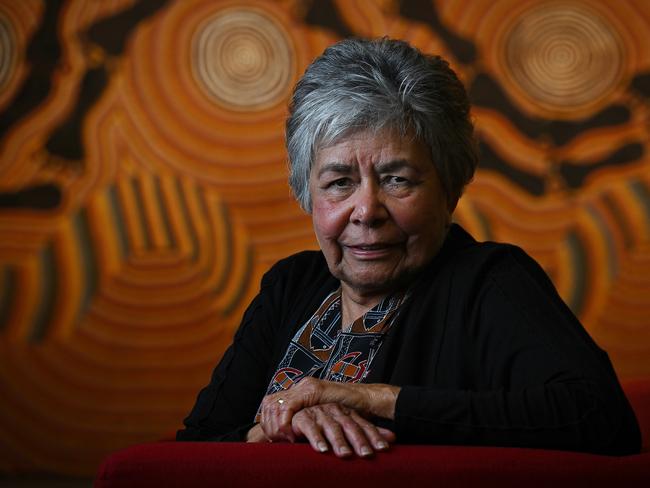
[309,129,452,299]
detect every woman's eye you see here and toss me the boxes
[328,178,351,189]
[384,175,409,186]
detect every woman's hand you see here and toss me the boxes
[245,423,270,443]
[258,377,400,444]
[291,403,395,457]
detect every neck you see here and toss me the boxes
[340,283,386,326]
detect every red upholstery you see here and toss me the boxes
[94,380,650,488]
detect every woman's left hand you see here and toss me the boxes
[290,403,395,457]
[258,377,400,443]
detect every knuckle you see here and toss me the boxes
[327,427,346,444]
[326,402,343,413]
[262,395,277,410]
[351,413,372,428]
[293,409,305,420]
[320,403,334,413]
[316,414,335,429]
[293,409,311,424]
[322,416,343,433]
[306,404,324,415]
[341,419,363,435]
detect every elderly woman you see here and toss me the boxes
[177,38,640,457]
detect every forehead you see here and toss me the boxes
[313,128,429,167]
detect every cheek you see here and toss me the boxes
[394,198,449,244]
[311,199,348,242]
[392,205,433,235]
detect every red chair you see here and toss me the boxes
[94,379,650,488]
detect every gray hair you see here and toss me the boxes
[286,37,478,212]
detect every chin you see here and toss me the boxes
[341,269,408,295]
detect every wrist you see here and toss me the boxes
[368,384,400,419]
[343,383,400,419]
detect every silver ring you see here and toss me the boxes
[278,398,285,405]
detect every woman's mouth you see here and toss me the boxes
[345,243,399,259]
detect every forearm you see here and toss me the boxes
[393,380,640,454]
[321,381,401,420]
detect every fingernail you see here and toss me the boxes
[376,441,388,450]
[339,446,352,456]
[360,446,372,457]
[317,442,328,452]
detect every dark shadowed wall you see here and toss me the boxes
[0,0,649,476]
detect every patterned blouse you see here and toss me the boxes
[255,287,409,421]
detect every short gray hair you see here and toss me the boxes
[286,37,478,212]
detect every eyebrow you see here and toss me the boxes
[315,159,417,179]
[375,159,412,173]
[316,162,354,178]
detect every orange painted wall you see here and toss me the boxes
[0,0,649,476]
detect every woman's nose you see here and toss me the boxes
[349,182,389,227]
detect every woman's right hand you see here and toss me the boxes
[289,403,395,457]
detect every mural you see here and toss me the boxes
[0,0,649,475]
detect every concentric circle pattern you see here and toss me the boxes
[0,12,16,93]
[192,7,293,111]
[502,2,624,114]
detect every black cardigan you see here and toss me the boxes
[177,224,641,455]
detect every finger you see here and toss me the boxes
[292,411,329,453]
[260,395,296,443]
[377,426,396,444]
[333,409,375,457]
[267,404,295,443]
[278,402,296,442]
[317,410,354,458]
[259,397,277,440]
[348,410,391,451]
[246,424,270,443]
[261,378,327,443]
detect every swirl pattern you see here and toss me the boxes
[192,7,294,110]
[501,1,624,116]
[0,11,17,103]
[0,12,14,93]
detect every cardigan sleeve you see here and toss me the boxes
[176,265,284,442]
[393,246,641,455]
